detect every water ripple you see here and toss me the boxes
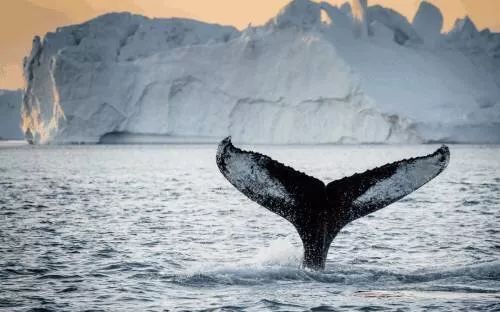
[0,144,499,311]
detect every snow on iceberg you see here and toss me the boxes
[21,0,500,144]
[0,90,23,140]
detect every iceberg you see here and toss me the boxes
[21,0,500,144]
[0,90,23,140]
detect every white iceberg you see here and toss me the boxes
[21,0,500,144]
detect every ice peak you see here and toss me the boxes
[367,5,422,45]
[412,1,443,46]
[449,16,478,39]
[270,0,321,30]
[339,2,352,17]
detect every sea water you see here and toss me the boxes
[0,143,499,311]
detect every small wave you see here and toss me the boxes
[197,299,305,312]
[21,204,48,210]
[175,250,500,287]
[407,284,500,294]
[2,267,50,276]
[355,289,500,302]
[310,305,337,312]
[58,286,78,293]
[254,299,303,310]
[198,305,245,312]
[329,260,500,287]
[0,298,22,308]
[99,261,152,272]
[37,274,83,280]
[462,200,480,206]
[172,266,325,286]
[397,260,500,283]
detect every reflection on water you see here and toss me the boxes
[0,144,499,311]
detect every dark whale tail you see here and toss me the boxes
[216,137,450,270]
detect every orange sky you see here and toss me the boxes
[1,0,499,89]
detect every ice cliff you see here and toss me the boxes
[0,90,23,140]
[22,0,500,144]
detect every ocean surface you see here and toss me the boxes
[0,143,499,311]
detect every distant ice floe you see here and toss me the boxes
[17,0,500,144]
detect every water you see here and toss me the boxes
[0,143,499,311]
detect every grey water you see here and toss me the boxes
[0,143,499,312]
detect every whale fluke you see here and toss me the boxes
[216,137,450,270]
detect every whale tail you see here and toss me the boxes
[216,137,450,270]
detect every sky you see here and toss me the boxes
[1,0,499,89]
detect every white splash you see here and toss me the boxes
[249,238,303,267]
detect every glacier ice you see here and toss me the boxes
[412,1,443,48]
[366,5,422,45]
[21,0,500,144]
[0,90,23,140]
[448,16,479,42]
